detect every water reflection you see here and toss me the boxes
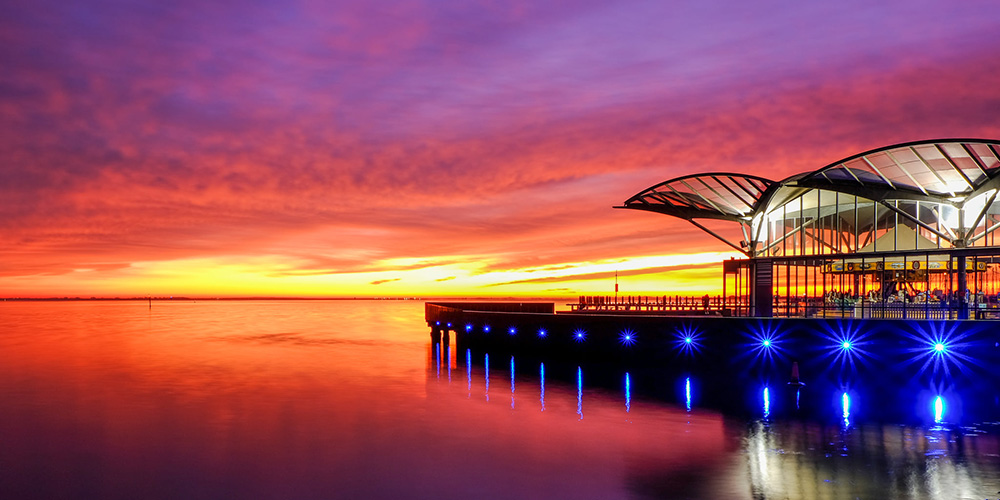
[685,377,692,412]
[2,301,998,500]
[842,392,851,428]
[510,356,515,409]
[462,350,470,398]
[934,395,945,424]
[625,372,631,414]
[763,386,770,419]
[577,366,583,420]
[539,362,545,412]
[484,353,490,401]
[742,419,995,499]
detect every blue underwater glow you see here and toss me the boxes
[934,395,945,423]
[619,329,637,347]
[484,353,490,401]
[577,366,584,419]
[673,324,703,356]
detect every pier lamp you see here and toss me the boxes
[619,329,637,347]
[465,324,473,332]
[933,342,946,353]
[537,328,547,338]
[508,327,517,335]
[841,341,852,351]
[573,329,587,342]
[483,325,491,333]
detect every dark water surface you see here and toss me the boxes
[1,300,998,499]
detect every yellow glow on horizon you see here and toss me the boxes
[1,250,741,298]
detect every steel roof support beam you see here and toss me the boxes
[963,189,999,246]
[686,218,750,256]
[885,149,931,196]
[877,200,955,244]
[935,143,977,190]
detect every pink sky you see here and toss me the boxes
[3,0,1000,297]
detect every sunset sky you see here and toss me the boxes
[3,0,1000,298]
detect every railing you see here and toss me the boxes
[568,295,741,315]
[568,295,1000,319]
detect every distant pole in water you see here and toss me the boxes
[148,297,151,309]
[788,361,805,386]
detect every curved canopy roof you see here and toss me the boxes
[619,139,1000,221]
[620,173,773,221]
[617,139,1000,255]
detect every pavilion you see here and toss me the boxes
[617,139,1000,319]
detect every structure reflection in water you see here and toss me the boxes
[484,353,490,402]
[438,348,1000,499]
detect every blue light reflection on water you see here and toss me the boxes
[763,386,770,419]
[466,349,472,397]
[510,356,515,409]
[484,353,490,402]
[577,366,583,420]
[539,363,545,412]
[842,392,850,428]
[934,396,945,424]
[625,372,631,414]
[685,377,692,412]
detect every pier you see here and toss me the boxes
[424,139,1000,396]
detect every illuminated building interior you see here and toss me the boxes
[619,139,1000,318]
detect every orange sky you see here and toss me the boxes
[3,1,1000,298]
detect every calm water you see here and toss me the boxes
[1,300,998,499]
